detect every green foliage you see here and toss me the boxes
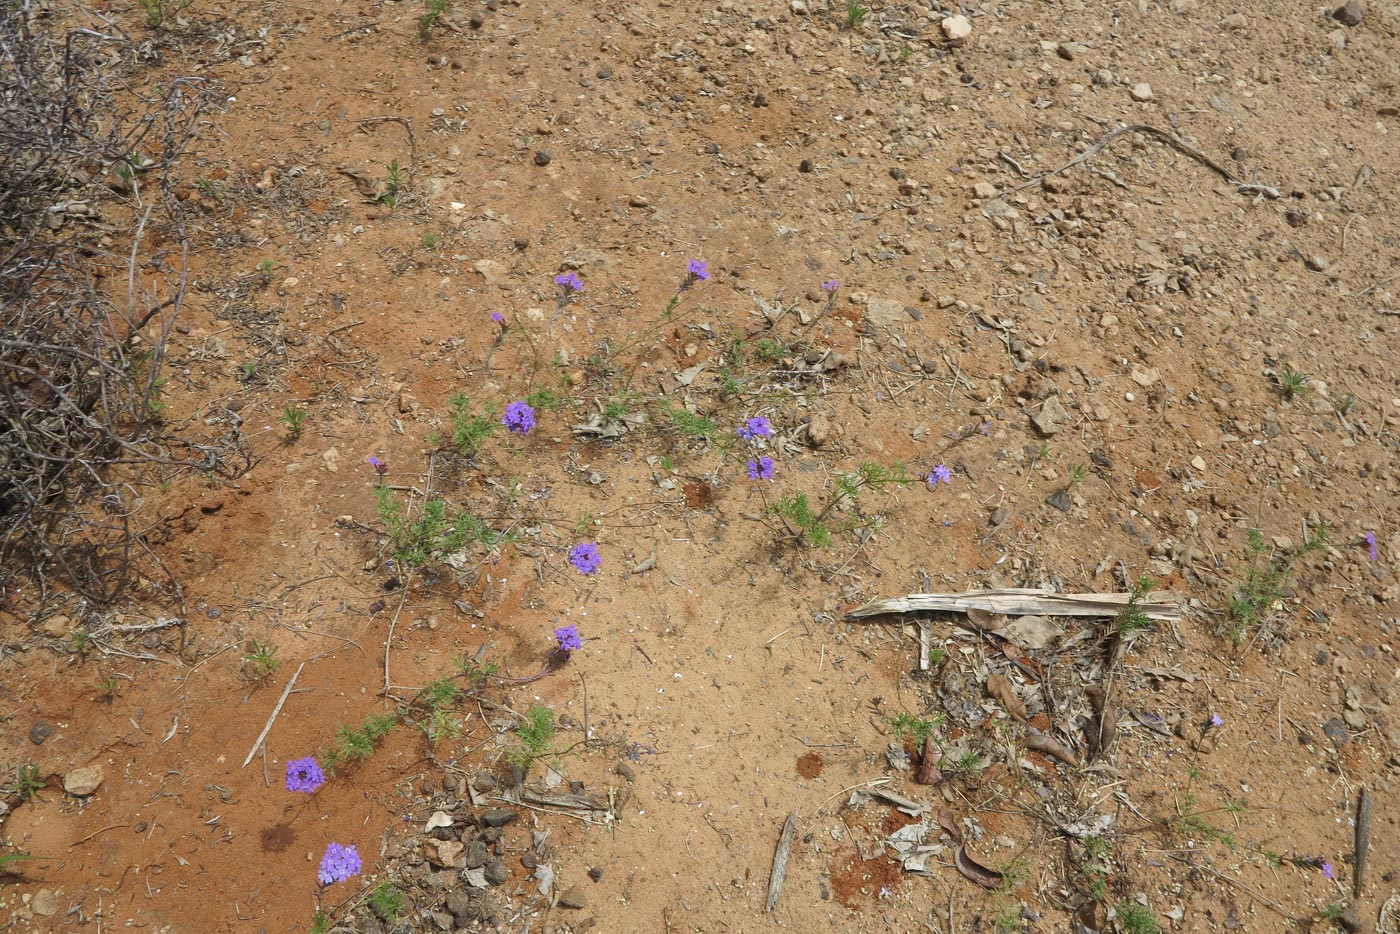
[96,674,122,701]
[1067,463,1088,487]
[941,749,984,775]
[507,705,556,770]
[1226,524,1328,643]
[372,486,505,569]
[771,492,831,547]
[927,646,947,666]
[1114,903,1159,934]
[243,640,280,680]
[421,232,441,249]
[368,881,406,923]
[195,177,223,199]
[381,160,406,205]
[278,404,307,441]
[419,0,454,36]
[321,712,397,777]
[755,338,784,362]
[68,630,93,657]
[1115,576,1157,635]
[5,763,44,800]
[456,654,500,685]
[445,392,498,457]
[134,0,197,28]
[308,910,331,934]
[664,404,716,439]
[845,0,868,28]
[888,712,941,744]
[1277,365,1308,399]
[0,849,50,870]
[525,388,564,411]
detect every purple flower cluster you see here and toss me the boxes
[738,416,771,441]
[569,542,601,575]
[747,456,775,481]
[821,279,840,294]
[554,271,583,293]
[285,756,325,794]
[554,624,582,652]
[318,842,362,886]
[686,258,710,282]
[1365,531,1378,561]
[491,311,505,324]
[367,456,389,477]
[1207,713,1223,729]
[502,400,536,434]
[927,464,952,486]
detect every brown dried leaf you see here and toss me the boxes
[986,673,1030,723]
[954,845,1004,889]
[936,808,963,845]
[1024,732,1080,766]
[966,607,998,629]
[916,735,944,785]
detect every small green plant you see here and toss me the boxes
[239,361,260,383]
[1115,576,1157,635]
[96,674,122,701]
[308,910,331,934]
[1335,394,1355,416]
[321,712,397,777]
[367,881,406,923]
[195,177,223,199]
[1114,902,1159,934]
[845,0,869,28]
[755,338,784,362]
[416,676,463,744]
[279,404,307,441]
[525,388,564,411]
[444,392,498,457]
[456,654,500,685]
[6,763,45,801]
[772,492,832,547]
[1277,365,1308,400]
[1317,902,1345,923]
[421,232,441,249]
[897,42,913,62]
[942,749,984,775]
[507,705,556,771]
[68,630,93,657]
[0,849,50,871]
[257,258,275,276]
[420,0,454,35]
[381,160,406,205]
[927,646,947,667]
[373,487,505,568]
[135,0,196,28]
[1067,463,1089,487]
[243,640,281,680]
[888,712,942,744]
[1226,524,1328,643]
[664,404,716,439]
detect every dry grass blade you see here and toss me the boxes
[765,810,797,912]
[845,589,1182,622]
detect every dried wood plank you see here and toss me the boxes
[766,810,798,912]
[845,589,1182,622]
[1355,786,1372,899]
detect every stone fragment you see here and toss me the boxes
[865,297,909,328]
[480,808,518,828]
[941,15,971,40]
[1332,0,1363,26]
[29,720,54,745]
[63,766,102,796]
[558,885,588,909]
[1031,395,1070,436]
[1130,83,1153,102]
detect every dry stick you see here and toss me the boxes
[1000,124,1282,200]
[241,661,305,768]
[766,810,798,912]
[1354,786,1372,899]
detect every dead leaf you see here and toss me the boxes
[992,614,1063,649]
[1024,732,1079,766]
[936,808,963,845]
[954,845,1004,889]
[986,673,1030,723]
[966,607,998,629]
[916,735,943,785]
[1085,687,1118,760]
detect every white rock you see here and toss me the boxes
[941,14,972,40]
[1130,83,1154,102]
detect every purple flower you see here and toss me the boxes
[927,464,952,486]
[1208,713,1223,729]
[318,842,362,886]
[822,279,840,293]
[747,456,775,481]
[687,258,710,281]
[1322,861,1334,880]
[738,416,771,441]
[490,311,505,324]
[367,456,389,477]
[554,625,582,652]
[285,757,325,794]
[502,400,536,434]
[1365,532,1378,561]
[554,271,583,293]
[568,542,601,575]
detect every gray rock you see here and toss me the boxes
[1045,489,1073,513]
[483,859,509,885]
[1332,0,1363,25]
[445,891,484,927]
[558,885,588,909]
[480,808,517,828]
[533,150,552,166]
[32,889,58,916]
[29,720,54,745]
[865,297,910,329]
[464,838,490,869]
[1031,396,1070,436]
[1322,718,1351,749]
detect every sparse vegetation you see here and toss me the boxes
[507,705,557,772]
